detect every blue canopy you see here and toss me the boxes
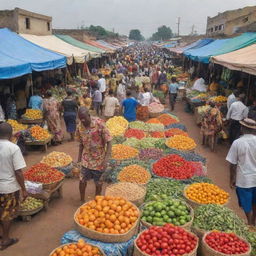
[184,33,256,63]
[0,28,66,79]
[184,39,229,63]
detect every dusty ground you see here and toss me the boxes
[2,101,244,256]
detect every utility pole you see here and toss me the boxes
[191,24,195,35]
[177,17,181,36]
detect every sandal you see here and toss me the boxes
[0,238,19,250]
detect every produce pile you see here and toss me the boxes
[106,116,128,136]
[136,224,198,256]
[185,182,229,205]
[129,121,150,131]
[124,128,145,139]
[165,135,196,151]
[7,119,28,132]
[139,148,164,161]
[141,199,192,227]
[19,197,43,211]
[24,163,65,184]
[111,144,138,160]
[150,131,165,138]
[157,113,179,126]
[22,109,43,120]
[164,128,188,137]
[29,125,51,141]
[75,196,139,234]
[50,240,104,256]
[148,102,165,113]
[209,95,227,103]
[41,151,72,167]
[123,137,164,150]
[146,118,162,124]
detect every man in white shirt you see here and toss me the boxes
[226,118,256,225]
[102,89,119,118]
[226,94,248,144]
[0,122,27,250]
[97,74,106,94]
[227,90,239,109]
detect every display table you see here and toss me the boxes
[25,135,52,152]
[20,118,43,125]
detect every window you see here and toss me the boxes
[211,28,214,33]
[215,26,218,31]
[25,17,30,29]
[243,17,249,23]
[47,22,50,31]
[219,24,224,31]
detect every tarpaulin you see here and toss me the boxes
[212,44,256,75]
[84,39,114,52]
[0,28,66,79]
[97,40,119,50]
[21,34,91,64]
[56,34,104,57]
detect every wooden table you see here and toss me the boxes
[20,118,43,125]
[25,135,52,152]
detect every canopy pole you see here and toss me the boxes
[246,74,251,105]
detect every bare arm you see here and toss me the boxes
[230,163,237,189]
[77,143,84,163]
[15,169,28,200]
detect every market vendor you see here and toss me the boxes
[121,90,139,122]
[76,107,112,202]
[0,122,27,250]
[226,118,256,225]
[28,90,43,110]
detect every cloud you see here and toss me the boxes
[1,0,256,37]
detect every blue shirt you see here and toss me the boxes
[169,83,179,94]
[28,95,43,110]
[122,98,138,122]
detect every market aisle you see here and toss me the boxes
[4,103,245,256]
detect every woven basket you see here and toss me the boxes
[149,112,161,118]
[74,200,140,243]
[133,230,198,256]
[49,243,106,256]
[140,200,194,231]
[183,185,230,209]
[42,178,64,191]
[18,205,44,217]
[105,182,146,207]
[201,232,251,256]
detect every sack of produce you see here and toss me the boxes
[25,181,43,194]
[148,102,164,118]
[184,183,229,208]
[134,224,198,256]
[28,125,51,142]
[50,240,106,256]
[137,106,149,121]
[141,199,194,230]
[105,182,146,206]
[202,231,251,256]
[74,196,140,243]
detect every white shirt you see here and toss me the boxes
[226,134,256,188]
[0,139,26,193]
[103,96,119,117]
[192,78,207,92]
[98,78,106,93]
[226,101,248,121]
[139,92,153,106]
[227,93,236,109]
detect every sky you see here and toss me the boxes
[1,0,256,37]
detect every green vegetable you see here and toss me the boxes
[246,232,256,255]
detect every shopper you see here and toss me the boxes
[76,107,112,202]
[92,86,102,116]
[226,94,248,144]
[43,91,63,145]
[102,89,119,119]
[168,77,180,111]
[0,122,27,250]
[28,90,43,110]
[227,90,239,109]
[6,95,17,120]
[62,89,78,141]
[226,118,256,225]
[121,90,139,122]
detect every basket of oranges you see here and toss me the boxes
[74,196,140,243]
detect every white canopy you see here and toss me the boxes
[21,34,91,64]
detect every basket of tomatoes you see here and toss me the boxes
[134,224,198,256]
[202,231,251,256]
[49,240,106,256]
[74,196,140,243]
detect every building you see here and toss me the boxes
[206,6,256,36]
[0,7,52,35]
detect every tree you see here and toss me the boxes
[129,29,144,41]
[151,25,173,41]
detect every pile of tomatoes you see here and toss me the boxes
[136,224,198,256]
[205,231,250,255]
[152,154,196,180]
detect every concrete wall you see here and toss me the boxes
[0,10,16,31]
[53,29,96,41]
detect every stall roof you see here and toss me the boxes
[84,39,114,52]
[97,40,118,50]
[0,28,66,79]
[21,34,91,64]
[212,44,256,75]
[169,39,214,54]
[55,35,105,57]
[184,33,256,63]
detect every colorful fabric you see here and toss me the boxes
[43,97,63,142]
[201,107,222,136]
[0,191,19,221]
[28,95,43,110]
[79,97,92,109]
[76,117,112,170]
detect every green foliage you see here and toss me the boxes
[82,25,119,39]
[151,25,173,41]
[129,29,144,41]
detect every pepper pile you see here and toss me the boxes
[150,131,165,138]
[146,118,162,124]
[165,128,188,138]
[106,116,128,136]
[29,125,51,141]
[136,224,198,256]
[23,109,43,120]
[124,128,146,139]
[166,135,196,151]
[157,113,179,126]
[205,231,250,255]
[153,154,196,180]
[185,183,229,205]
[111,144,139,160]
[24,163,65,184]
[41,151,72,168]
